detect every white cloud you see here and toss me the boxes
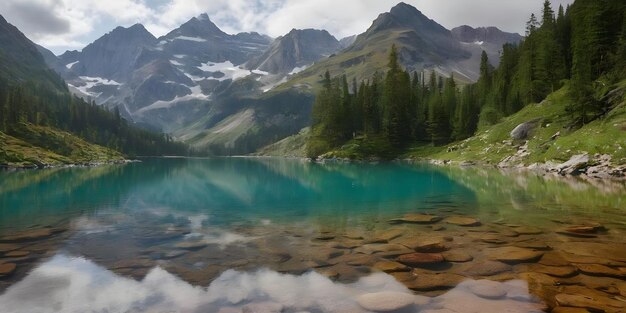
[0,0,574,54]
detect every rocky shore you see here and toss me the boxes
[0,159,139,171]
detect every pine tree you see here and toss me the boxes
[382,45,411,147]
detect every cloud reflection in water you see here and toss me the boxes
[0,255,545,313]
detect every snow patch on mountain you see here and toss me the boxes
[136,85,209,115]
[198,61,267,82]
[174,36,207,42]
[289,65,308,75]
[65,61,79,69]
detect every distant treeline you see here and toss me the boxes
[308,0,626,157]
[0,79,190,157]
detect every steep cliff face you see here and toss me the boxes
[247,29,342,74]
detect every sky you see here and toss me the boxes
[0,0,575,55]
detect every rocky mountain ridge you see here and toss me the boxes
[35,2,522,155]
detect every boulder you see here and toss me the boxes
[510,120,538,140]
[557,154,590,175]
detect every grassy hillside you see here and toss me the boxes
[254,128,310,157]
[1,123,124,168]
[408,81,626,166]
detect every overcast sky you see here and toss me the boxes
[0,0,575,55]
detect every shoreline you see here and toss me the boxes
[4,152,625,183]
[0,159,139,172]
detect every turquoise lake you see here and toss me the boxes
[0,158,625,313]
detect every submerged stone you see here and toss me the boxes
[0,263,16,276]
[528,264,578,278]
[397,236,449,252]
[397,252,445,266]
[389,214,442,224]
[488,247,544,264]
[0,228,60,242]
[0,244,20,253]
[468,280,508,299]
[555,293,624,312]
[373,260,409,273]
[464,261,512,276]
[551,307,592,313]
[575,263,626,278]
[445,216,481,227]
[442,251,473,263]
[511,226,543,235]
[174,241,208,250]
[405,273,465,291]
[3,250,30,258]
[356,291,416,312]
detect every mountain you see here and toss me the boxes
[0,15,66,92]
[348,2,469,63]
[157,14,271,65]
[246,29,342,74]
[37,3,523,156]
[451,25,522,68]
[339,35,357,49]
[61,24,157,81]
[44,14,274,133]
[451,25,522,47]
[0,15,188,168]
[280,2,488,91]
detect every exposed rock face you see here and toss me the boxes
[0,15,66,92]
[451,25,522,47]
[61,24,157,82]
[348,2,470,66]
[247,29,341,74]
[339,35,357,49]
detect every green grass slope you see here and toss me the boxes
[412,81,626,166]
[254,127,310,157]
[1,123,124,168]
